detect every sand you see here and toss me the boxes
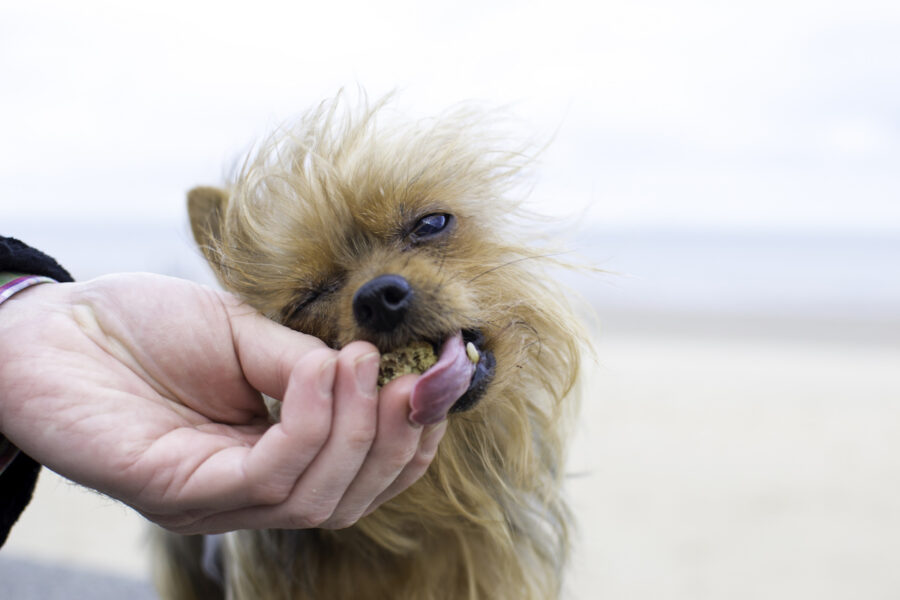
[4,327,900,599]
[566,329,900,599]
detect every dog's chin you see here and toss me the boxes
[403,329,495,425]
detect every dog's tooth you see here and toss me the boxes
[466,341,480,364]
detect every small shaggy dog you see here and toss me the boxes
[155,94,584,600]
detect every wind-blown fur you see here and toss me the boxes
[156,94,584,600]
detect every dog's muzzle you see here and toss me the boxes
[352,275,496,423]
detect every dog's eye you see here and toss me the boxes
[283,280,341,322]
[410,213,452,242]
[283,292,319,322]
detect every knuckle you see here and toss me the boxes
[299,418,332,452]
[293,507,333,529]
[246,464,294,505]
[345,425,377,452]
[408,448,437,474]
[143,505,201,530]
[323,511,363,530]
[286,491,341,529]
[154,516,200,536]
[383,443,418,471]
[250,482,291,506]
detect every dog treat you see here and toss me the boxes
[378,341,438,386]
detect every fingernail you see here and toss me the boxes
[318,357,337,395]
[354,352,380,395]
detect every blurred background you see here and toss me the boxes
[2,1,899,598]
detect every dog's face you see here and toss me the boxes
[190,182,507,423]
[187,101,576,428]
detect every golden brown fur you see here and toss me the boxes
[155,94,584,600]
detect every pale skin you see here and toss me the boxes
[0,273,446,535]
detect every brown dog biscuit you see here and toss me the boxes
[377,341,438,386]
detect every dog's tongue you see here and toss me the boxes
[409,333,475,425]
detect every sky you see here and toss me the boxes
[1,0,899,232]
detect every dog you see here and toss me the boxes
[154,94,584,600]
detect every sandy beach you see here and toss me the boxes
[5,320,898,599]
[566,327,900,599]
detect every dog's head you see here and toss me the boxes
[189,97,580,427]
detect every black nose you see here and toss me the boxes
[352,274,413,332]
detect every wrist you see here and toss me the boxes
[0,273,57,475]
[0,273,57,305]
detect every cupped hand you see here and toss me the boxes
[0,273,446,534]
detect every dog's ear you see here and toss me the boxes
[187,186,228,253]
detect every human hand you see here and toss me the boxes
[0,273,446,534]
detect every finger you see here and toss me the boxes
[321,374,423,528]
[139,348,338,516]
[240,347,338,504]
[362,419,447,518]
[280,341,381,523]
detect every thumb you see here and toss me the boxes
[221,294,330,401]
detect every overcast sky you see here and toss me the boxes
[2,0,899,232]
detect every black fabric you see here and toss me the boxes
[0,454,40,547]
[0,235,74,548]
[0,237,73,283]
